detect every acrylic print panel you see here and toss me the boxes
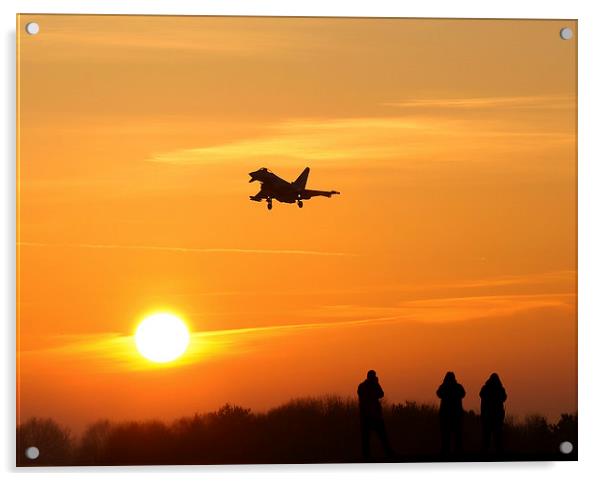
[16,15,577,465]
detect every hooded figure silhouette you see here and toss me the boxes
[436,371,466,455]
[479,373,507,453]
[357,370,393,460]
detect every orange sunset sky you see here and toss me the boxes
[17,15,576,433]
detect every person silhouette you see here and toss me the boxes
[357,370,393,460]
[479,373,507,454]
[436,371,465,456]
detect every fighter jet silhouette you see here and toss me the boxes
[249,167,340,210]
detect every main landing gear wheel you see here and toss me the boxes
[297,200,303,208]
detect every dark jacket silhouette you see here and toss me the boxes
[436,371,466,454]
[479,373,507,452]
[357,370,392,460]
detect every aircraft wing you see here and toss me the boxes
[302,189,340,199]
[250,190,268,202]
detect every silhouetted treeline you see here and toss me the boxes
[17,396,577,466]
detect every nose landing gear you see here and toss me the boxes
[297,200,303,208]
[267,198,273,210]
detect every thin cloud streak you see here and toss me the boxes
[21,315,404,371]
[139,270,576,299]
[383,95,575,110]
[304,292,575,324]
[18,242,354,258]
[147,114,573,167]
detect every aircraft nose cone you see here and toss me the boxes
[249,168,267,182]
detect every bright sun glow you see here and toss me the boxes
[135,313,190,363]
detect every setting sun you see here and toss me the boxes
[134,313,190,363]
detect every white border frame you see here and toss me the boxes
[2,1,601,479]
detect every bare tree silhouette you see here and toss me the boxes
[16,397,577,465]
[17,418,74,466]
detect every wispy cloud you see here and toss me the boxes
[396,292,574,323]
[18,242,353,258]
[147,113,573,167]
[33,19,319,61]
[170,270,575,299]
[21,315,404,371]
[303,292,575,324]
[147,117,423,165]
[383,95,575,110]
[430,270,576,290]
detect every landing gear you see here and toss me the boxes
[297,200,303,208]
[267,198,273,210]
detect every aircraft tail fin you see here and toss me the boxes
[293,167,310,189]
